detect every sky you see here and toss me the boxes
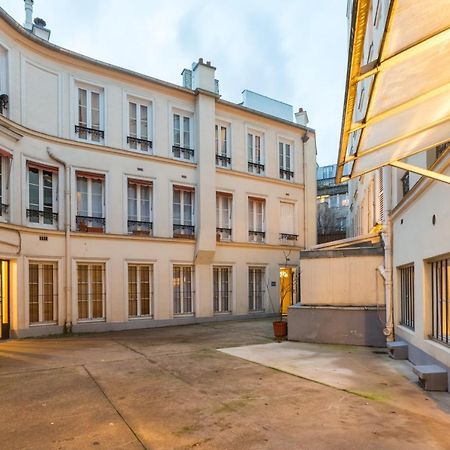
[1,0,348,166]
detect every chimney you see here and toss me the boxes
[295,108,309,126]
[191,58,218,94]
[181,68,192,89]
[24,0,34,30]
[32,17,51,41]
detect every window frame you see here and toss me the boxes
[399,264,415,330]
[0,155,10,219]
[247,131,265,175]
[172,111,194,161]
[128,263,153,318]
[248,266,266,312]
[248,197,266,243]
[216,192,232,241]
[213,266,232,314]
[173,265,195,316]
[127,96,153,153]
[76,262,106,322]
[215,122,231,168]
[75,82,104,144]
[172,186,195,238]
[279,140,294,180]
[127,178,153,235]
[75,172,106,232]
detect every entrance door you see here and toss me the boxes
[0,260,10,339]
[279,267,295,314]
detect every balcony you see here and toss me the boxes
[173,224,195,239]
[75,125,104,140]
[280,233,298,241]
[127,136,153,151]
[216,227,232,241]
[216,154,231,168]
[128,220,153,236]
[172,145,194,160]
[76,215,105,233]
[248,161,265,175]
[280,169,294,180]
[26,209,58,225]
[248,230,265,243]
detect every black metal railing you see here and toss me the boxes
[75,125,104,139]
[400,265,415,330]
[280,169,294,180]
[216,227,232,241]
[431,258,449,346]
[128,220,152,236]
[172,145,194,159]
[248,230,265,242]
[216,154,231,167]
[0,203,8,216]
[76,215,105,232]
[127,136,153,150]
[401,171,410,197]
[26,209,58,224]
[173,224,195,238]
[248,161,265,174]
[280,233,298,241]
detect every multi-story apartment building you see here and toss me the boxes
[0,5,317,338]
[316,164,349,243]
[339,0,450,389]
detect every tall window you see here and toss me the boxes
[248,132,264,175]
[0,154,10,217]
[279,142,294,180]
[76,85,104,142]
[399,265,414,330]
[216,193,232,241]
[280,202,297,241]
[215,124,231,168]
[29,262,57,324]
[27,162,58,226]
[76,172,105,232]
[173,265,194,315]
[173,186,195,238]
[249,267,265,311]
[213,266,232,313]
[128,100,152,152]
[0,46,7,116]
[128,179,152,236]
[77,263,105,321]
[248,197,265,242]
[128,264,153,318]
[173,113,194,160]
[431,257,450,345]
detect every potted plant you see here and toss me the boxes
[272,266,292,339]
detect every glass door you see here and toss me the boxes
[0,260,10,339]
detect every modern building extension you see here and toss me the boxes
[0,4,317,338]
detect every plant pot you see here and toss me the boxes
[273,320,287,338]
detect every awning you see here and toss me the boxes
[0,147,12,158]
[337,0,450,184]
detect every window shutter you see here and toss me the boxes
[280,202,294,234]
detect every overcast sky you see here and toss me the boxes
[2,0,348,166]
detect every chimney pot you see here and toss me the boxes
[198,58,204,64]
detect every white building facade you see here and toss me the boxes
[0,6,317,338]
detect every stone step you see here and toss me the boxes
[413,364,448,392]
[386,341,408,360]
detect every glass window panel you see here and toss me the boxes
[248,134,253,161]
[128,265,137,317]
[221,126,227,156]
[128,183,137,220]
[42,264,54,321]
[91,265,103,319]
[173,114,181,146]
[29,264,39,323]
[173,189,181,224]
[77,177,88,216]
[140,105,148,140]
[77,265,89,319]
[28,168,39,211]
[78,89,87,126]
[129,102,137,144]
[91,180,103,217]
[183,117,190,148]
[140,186,151,221]
[215,125,219,154]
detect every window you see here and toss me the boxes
[76,172,105,232]
[128,179,152,236]
[399,265,414,330]
[29,262,57,324]
[128,100,152,152]
[75,85,104,142]
[173,265,194,315]
[215,124,231,168]
[248,197,265,242]
[248,132,264,174]
[0,153,11,217]
[373,0,382,27]
[431,257,450,345]
[216,193,232,241]
[77,263,105,321]
[249,267,265,311]
[401,171,410,197]
[27,162,58,226]
[128,264,153,318]
[0,46,7,116]
[173,113,194,160]
[213,266,232,313]
[173,186,195,238]
[280,202,297,241]
[279,142,294,180]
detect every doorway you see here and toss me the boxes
[0,260,10,339]
[279,267,297,315]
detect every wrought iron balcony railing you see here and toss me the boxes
[127,136,153,150]
[216,154,231,167]
[76,215,105,232]
[128,220,153,236]
[280,233,299,241]
[248,161,265,174]
[280,169,294,180]
[173,224,195,239]
[172,145,195,160]
[26,209,58,225]
[75,125,105,139]
[216,227,232,241]
[248,230,265,242]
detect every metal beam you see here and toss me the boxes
[389,160,450,184]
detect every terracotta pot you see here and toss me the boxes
[273,320,287,338]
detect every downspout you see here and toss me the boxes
[47,149,72,333]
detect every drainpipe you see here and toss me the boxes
[47,149,72,333]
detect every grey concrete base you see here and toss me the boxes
[13,312,277,338]
[288,305,386,347]
[387,341,409,360]
[413,365,448,392]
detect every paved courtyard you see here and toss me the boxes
[1,319,450,450]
